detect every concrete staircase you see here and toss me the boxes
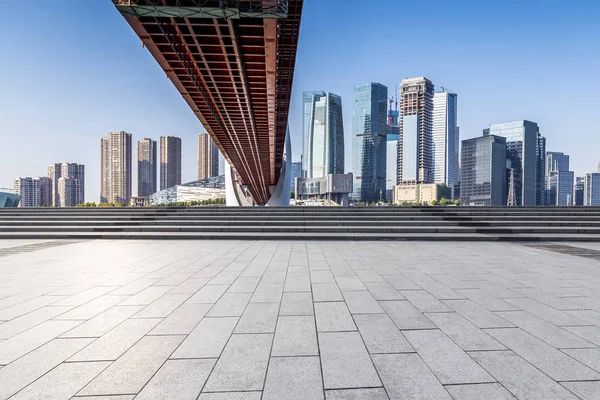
[1,207,600,241]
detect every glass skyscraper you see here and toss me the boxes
[432,91,458,187]
[545,151,573,206]
[352,83,387,202]
[460,135,507,206]
[584,173,600,206]
[484,121,539,206]
[302,92,344,179]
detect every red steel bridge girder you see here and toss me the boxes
[112,0,302,205]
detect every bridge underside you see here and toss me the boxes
[113,0,302,205]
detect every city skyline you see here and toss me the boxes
[1,1,600,202]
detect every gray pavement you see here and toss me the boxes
[1,239,600,399]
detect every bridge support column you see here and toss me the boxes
[266,125,292,207]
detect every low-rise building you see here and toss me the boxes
[148,176,225,205]
[393,183,452,205]
[295,174,353,206]
[0,188,20,207]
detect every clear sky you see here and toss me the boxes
[1,0,599,201]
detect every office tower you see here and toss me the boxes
[100,137,110,203]
[398,77,434,185]
[101,131,132,204]
[302,91,344,178]
[575,176,585,206]
[552,171,574,206]
[290,161,302,187]
[198,133,219,180]
[484,120,539,206]
[137,138,157,197]
[545,151,572,206]
[432,90,458,188]
[584,173,600,206]
[386,95,400,201]
[160,135,182,190]
[536,133,546,206]
[352,83,388,202]
[13,177,52,207]
[460,135,507,206]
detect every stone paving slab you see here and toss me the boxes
[3,239,600,398]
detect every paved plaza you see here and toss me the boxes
[2,240,600,399]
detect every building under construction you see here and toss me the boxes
[397,77,434,185]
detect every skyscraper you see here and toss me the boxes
[100,137,110,203]
[352,83,388,202]
[13,177,52,207]
[545,151,572,206]
[197,133,219,180]
[302,92,344,178]
[432,90,458,188]
[584,173,600,206]
[160,135,182,190]
[575,176,585,206]
[48,163,61,206]
[290,161,301,188]
[137,138,157,197]
[48,163,85,207]
[460,135,507,206]
[536,133,546,206]
[484,120,539,206]
[398,77,434,185]
[386,95,400,201]
[101,131,132,204]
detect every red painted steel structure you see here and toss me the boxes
[112,0,303,205]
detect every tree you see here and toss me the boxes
[440,198,449,206]
[430,199,438,206]
[290,191,295,199]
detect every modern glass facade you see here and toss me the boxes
[352,83,388,202]
[460,135,507,206]
[584,173,600,206]
[432,91,458,187]
[148,176,225,205]
[290,161,302,188]
[302,92,344,179]
[536,134,546,206]
[575,176,584,206]
[401,115,419,182]
[0,189,20,207]
[485,121,539,206]
[545,151,573,206]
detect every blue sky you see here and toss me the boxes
[1,0,599,201]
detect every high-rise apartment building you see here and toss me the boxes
[398,77,434,185]
[48,163,61,206]
[352,83,388,202]
[302,92,344,178]
[460,135,507,206]
[198,133,219,180]
[160,135,182,190]
[385,97,400,201]
[432,90,458,188]
[57,177,84,207]
[13,177,52,207]
[100,137,110,203]
[137,138,157,197]
[101,131,132,204]
[47,163,85,206]
[584,173,600,206]
[484,120,539,206]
